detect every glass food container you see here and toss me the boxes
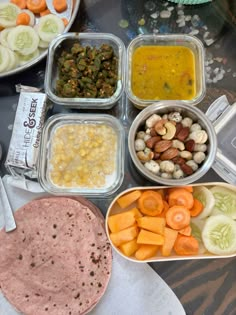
[125,34,206,109]
[38,113,125,196]
[45,32,126,109]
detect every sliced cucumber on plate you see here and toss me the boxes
[0,3,20,28]
[37,14,65,43]
[202,214,236,255]
[210,186,236,219]
[193,186,215,219]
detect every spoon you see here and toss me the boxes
[45,0,73,20]
[0,145,16,232]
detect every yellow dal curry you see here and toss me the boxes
[131,45,196,100]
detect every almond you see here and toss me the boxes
[180,163,194,175]
[185,139,195,152]
[176,127,190,142]
[172,156,186,165]
[149,128,158,137]
[154,140,172,153]
[146,136,161,149]
[174,122,183,137]
[160,148,179,160]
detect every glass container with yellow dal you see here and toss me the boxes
[131,45,196,101]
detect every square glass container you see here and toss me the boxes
[125,34,206,109]
[38,113,125,196]
[206,95,236,185]
[45,33,126,109]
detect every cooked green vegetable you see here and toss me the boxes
[55,42,118,98]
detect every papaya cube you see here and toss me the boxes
[109,225,139,247]
[119,238,139,257]
[137,216,166,235]
[161,227,178,257]
[135,244,159,260]
[108,208,142,233]
[137,229,164,246]
[116,190,142,209]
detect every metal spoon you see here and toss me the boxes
[45,0,73,20]
[0,145,16,232]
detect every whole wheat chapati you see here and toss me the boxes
[0,197,112,315]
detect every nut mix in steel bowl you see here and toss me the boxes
[128,102,217,186]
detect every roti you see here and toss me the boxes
[0,197,112,315]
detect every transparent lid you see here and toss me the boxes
[206,95,236,185]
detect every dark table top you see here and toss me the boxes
[0,0,236,314]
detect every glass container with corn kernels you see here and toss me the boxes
[38,113,125,196]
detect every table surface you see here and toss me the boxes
[0,0,236,314]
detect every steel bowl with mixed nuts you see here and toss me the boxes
[128,102,217,186]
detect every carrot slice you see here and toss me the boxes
[117,190,142,209]
[166,205,190,230]
[40,8,51,16]
[26,0,47,13]
[168,188,194,209]
[10,0,27,9]
[174,234,199,255]
[158,200,169,218]
[138,190,164,216]
[16,12,31,25]
[161,227,178,256]
[53,0,67,12]
[178,225,192,236]
[62,18,69,26]
[189,198,204,217]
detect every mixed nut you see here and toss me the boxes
[134,111,209,179]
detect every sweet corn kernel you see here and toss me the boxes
[49,123,117,189]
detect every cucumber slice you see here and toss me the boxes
[38,39,50,49]
[0,27,14,47]
[0,3,20,28]
[202,214,236,255]
[193,186,215,219]
[0,45,10,72]
[190,218,207,254]
[210,186,236,219]
[17,49,39,66]
[7,25,39,56]
[37,14,65,43]
[6,47,18,70]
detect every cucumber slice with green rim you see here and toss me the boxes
[0,45,10,72]
[37,14,65,43]
[0,3,20,28]
[190,218,207,254]
[17,49,39,66]
[193,186,215,219]
[7,25,39,56]
[210,186,236,219]
[202,214,236,255]
[0,27,14,47]
[6,48,18,71]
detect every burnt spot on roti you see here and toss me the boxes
[52,235,57,239]
[18,254,23,260]
[74,292,80,299]
[30,262,35,268]
[53,224,57,229]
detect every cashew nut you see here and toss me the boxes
[180,150,192,160]
[136,148,154,163]
[190,123,202,132]
[154,119,168,135]
[160,160,175,173]
[181,117,193,128]
[172,139,185,151]
[134,139,146,151]
[194,144,207,152]
[186,160,199,171]
[173,169,184,179]
[162,122,176,140]
[168,112,182,122]
[189,130,208,144]
[145,114,162,128]
[144,160,160,174]
[193,152,206,164]
[136,131,146,140]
